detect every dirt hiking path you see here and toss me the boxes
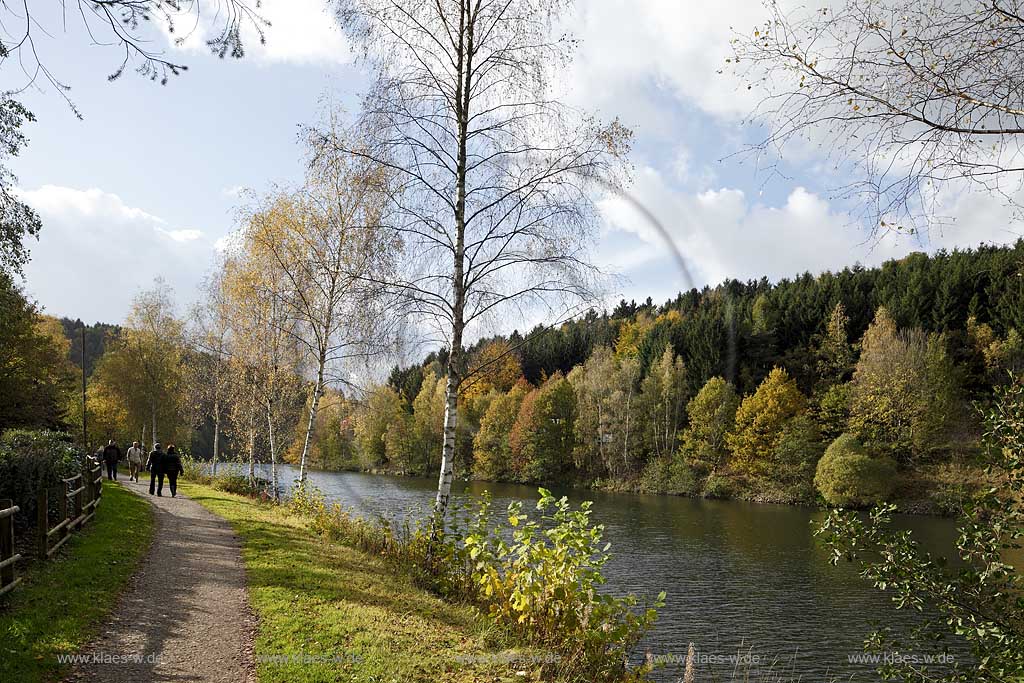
[65,477,256,682]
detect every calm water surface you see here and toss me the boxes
[241,463,971,681]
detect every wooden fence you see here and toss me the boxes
[38,458,104,559]
[0,499,21,597]
[0,457,103,599]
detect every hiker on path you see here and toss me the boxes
[147,443,166,496]
[163,445,185,498]
[125,441,145,482]
[102,440,122,480]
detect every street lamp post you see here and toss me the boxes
[81,324,87,452]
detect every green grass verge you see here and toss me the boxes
[182,482,551,683]
[0,482,154,682]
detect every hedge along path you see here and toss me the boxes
[65,477,256,683]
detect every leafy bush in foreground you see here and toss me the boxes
[814,434,896,507]
[461,490,663,680]
[816,377,1024,682]
[287,486,662,681]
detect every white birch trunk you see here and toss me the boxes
[248,409,256,482]
[212,402,220,476]
[267,401,280,502]
[623,380,633,474]
[434,373,459,519]
[297,362,325,486]
[433,0,474,524]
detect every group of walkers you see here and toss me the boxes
[99,440,185,497]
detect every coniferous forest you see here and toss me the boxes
[330,240,1024,512]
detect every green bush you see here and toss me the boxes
[702,472,733,499]
[285,486,663,681]
[815,377,1024,682]
[772,415,825,503]
[638,455,698,495]
[0,429,82,534]
[457,490,663,681]
[180,454,212,485]
[213,474,266,497]
[814,434,897,507]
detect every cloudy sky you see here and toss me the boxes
[7,0,1023,329]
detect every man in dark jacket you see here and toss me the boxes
[147,443,166,496]
[102,440,121,480]
[163,445,185,497]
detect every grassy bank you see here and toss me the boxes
[0,482,154,682]
[595,459,991,515]
[181,482,559,683]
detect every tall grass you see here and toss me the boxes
[286,485,663,682]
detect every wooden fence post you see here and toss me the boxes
[0,499,22,597]
[85,465,93,509]
[37,490,48,558]
[94,459,103,502]
[74,475,83,524]
[59,481,69,543]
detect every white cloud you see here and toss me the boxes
[598,162,1024,304]
[158,228,203,242]
[17,185,221,323]
[565,0,770,123]
[213,235,234,253]
[167,0,351,65]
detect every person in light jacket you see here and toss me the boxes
[125,441,145,482]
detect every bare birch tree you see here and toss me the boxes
[222,247,305,500]
[732,0,1024,233]
[122,278,185,449]
[238,133,394,485]
[319,0,631,520]
[186,271,235,474]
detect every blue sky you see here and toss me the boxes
[7,0,1023,329]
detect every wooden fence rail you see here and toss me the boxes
[0,499,22,597]
[0,457,103,600]
[38,458,103,560]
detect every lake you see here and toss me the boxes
[241,463,970,681]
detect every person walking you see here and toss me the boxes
[102,440,122,481]
[125,441,145,482]
[163,445,185,498]
[147,443,166,496]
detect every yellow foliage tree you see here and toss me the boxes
[727,367,807,476]
[462,340,523,399]
[614,313,655,359]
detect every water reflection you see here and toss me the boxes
[235,464,970,681]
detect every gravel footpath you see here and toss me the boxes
[65,477,256,682]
